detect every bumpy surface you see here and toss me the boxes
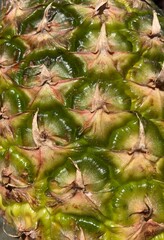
[0,0,164,239]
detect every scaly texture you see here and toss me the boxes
[0,0,164,239]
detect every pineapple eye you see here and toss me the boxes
[40,131,48,141]
[129,195,153,222]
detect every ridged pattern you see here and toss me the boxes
[0,0,164,239]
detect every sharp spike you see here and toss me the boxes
[151,10,161,36]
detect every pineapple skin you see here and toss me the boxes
[0,0,164,239]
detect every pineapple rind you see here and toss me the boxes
[0,0,164,239]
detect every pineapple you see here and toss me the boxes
[0,0,164,239]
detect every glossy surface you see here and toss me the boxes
[0,0,163,239]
